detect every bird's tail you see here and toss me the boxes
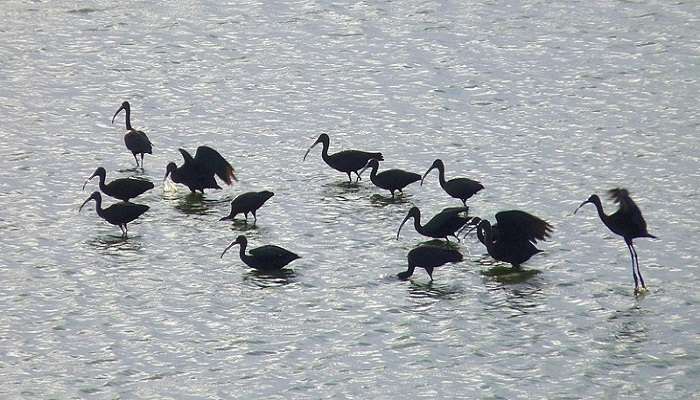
[374,153,384,161]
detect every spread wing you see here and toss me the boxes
[194,146,237,185]
[608,188,642,217]
[495,210,552,243]
[178,148,195,165]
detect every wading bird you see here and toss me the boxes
[82,167,154,202]
[112,101,152,168]
[397,206,476,241]
[303,133,384,183]
[221,235,300,271]
[220,191,275,223]
[470,210,552,269]
[79,191,148,237]
[164,146,237,193]
[422,159,483,205]
[574,188,656,293]
[359,158,421,198]
[397,244,463,280]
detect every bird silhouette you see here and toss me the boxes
[359,158,421,198]
[397,206,476,241]
[79,191,148,237]
[82,167,154,202]
[221,235,300,271]
[397,244,463,280]
[220,191,275,224]
[470,210,552,269]
[575,188,656,293]
[303,133,383,183]
[164,146,237,193]
[112,101,152,169]
[422,159,483,205]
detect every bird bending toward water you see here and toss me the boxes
[82,167,154,202]
[470,210,552,269]
[303,133,383,183]
[79,191,148,237]
[112,101,152,169]
[164,146,237,193]
[359,158,421,198]
[574,188,656,293]
[397,206,476,242]
[397,244,463,281]
[221,235,300,271]
[422,159,483,205]
[220,191,275,224]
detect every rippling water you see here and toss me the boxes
[1,1,698,398]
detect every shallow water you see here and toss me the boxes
[1,1,699,398]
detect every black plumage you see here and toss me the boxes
[397,206,476,241]
[82,167,154,202]
[220,235,300,271]
[303,133,384,182]
[397,245,463,280]
[219,191,275,223]
[164,146,237,193]
[112,101,152,168]
[79,191,148,237]
[422,159,483,205]
[575,188,656,293]
[359,158,421,197]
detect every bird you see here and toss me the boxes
[303,133,384,183]
[422,159,484,205]
[397,206,476,241]
[164,146,237,193]
[219,191,275,223]
[112,101,153,169]
[470,210,553,269]
[82,167,154,202]
[220,235,300,271]
[397,244,463,280]
[358,158,421,198]
[79,191,149,237]
[574,188,656,293]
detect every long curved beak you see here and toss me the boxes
[220,240,239,258]
[358,162,371,178]
[163,169,171,183]
[78,197,92,212]
[396,214,411,240]
[82,172,97,190]
[303,141,320,161]
[420,166,434,186]
[111,105,125,125]
[459,217,482,238]
[573,200,589,215]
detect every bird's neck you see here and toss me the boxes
[98,174,107,191]
[319,140,330,162]
[436,166,447,186]
[124,108,132,130]
[93,198,104,218]
[412,214,425,234]
[590,198,610,225]
[369,165,379,182]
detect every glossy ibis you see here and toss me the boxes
[397,244,463,280]
[303,133,384,182]
[574,188,656,293]
[112,101,152,168]
[470,210,552,269]
[358,158,421,198]
[397,206,476,241]
[422,159,483,205]
[221,235,300,271]
[164,146,237,193]
[220,191,275,223]
[79,191,148,237]
[82,167,154,202]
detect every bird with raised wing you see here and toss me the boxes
[164,146,237,193]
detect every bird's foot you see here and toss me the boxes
[634,286,649,296]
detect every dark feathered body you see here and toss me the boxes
[422,159,483,205]
[397,245,464,280]
[84,167,154,202]
[165,146,237,193]
[221,235,300,271]
[360,159,421,197]
[79,191,148,237]
[475,210,552,268]
[304,133,383,182]
[112,101,152,168]
[220,191,274,222]
[397,206,474,241]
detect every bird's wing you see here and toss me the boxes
[194,146,237,185]
[249,245,294,260]
[608,188,643,217]
[178,148,195,164]
[495,210,553,243]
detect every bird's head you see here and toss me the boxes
[82,167,106,190]
[396,270,413,280]
[79,191,102,212]
[574,194,600,214]
[303,133,330,161]
[397,207,420,239]
[220,235,247,258]
[260,190,275,201]
[358,158,380,178]
[421,159,444,185]
[164,162,177,182]
[111,101,130,124]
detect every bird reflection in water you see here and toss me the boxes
[242,269,296,289]
[407,280,462,300]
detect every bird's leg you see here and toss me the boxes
[346,172,353,183]
[355,171,362,182]
[124,224,129,238]
[626,241,639,292]
[461,199,467,206]
[451,234,461,243]
[140,153,145,170]
[391,190,395,199]
[133,154,140,168]
[252,210,257,224]
[631,243,646,290]
[426,266,434,281]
